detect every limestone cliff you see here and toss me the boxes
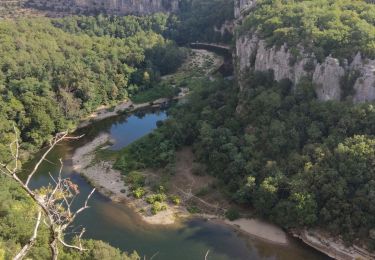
[234,0,375,103]
[26,0,179,15]
[236,33,375,102]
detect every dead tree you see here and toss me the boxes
[0,127,95,260]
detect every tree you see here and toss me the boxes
[0,128,95,260]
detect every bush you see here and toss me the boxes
[132,187,146,199]
[170,195,181,205]
[146,193,167,204]
[151,201,167,215]
[187,205,201,214]
[125,171,145,188]
[195,187,210,197]
[225,208,240,221]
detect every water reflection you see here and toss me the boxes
[24,110,329,260]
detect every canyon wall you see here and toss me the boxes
[234,0,375,103]
[25,0,179,15]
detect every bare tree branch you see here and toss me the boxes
[0,129,93,260]
[205,249,210,260]
[13,210,42,260]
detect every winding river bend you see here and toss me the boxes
[25,108,330,260]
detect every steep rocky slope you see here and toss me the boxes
[26,0,179,15]
[234,0,375,103]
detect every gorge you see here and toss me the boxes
[1,0,375,260]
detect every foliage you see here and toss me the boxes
[125,171,145,189]
[131,82,179,104]
[146,193,167,204]
[52,14,170,38]
[0,15,187,161]
[0,175,138,259]
[225,208,240,221]
[150,201,167,215]
[240,0,375,59]
[132,187,146,199]
[170,0,234,44]
[117,72,375,246]
[169,195,181,205]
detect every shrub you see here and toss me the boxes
[225,208,240,221]
[170,195,181,205]
[146,193,167,204]
[125,171,145,188]
[187,205,201,214]
[132,187,146,199]
[151,202,167,215]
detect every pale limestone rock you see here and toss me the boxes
[236,33,375,102]
[235,0,257,19]
[236,34,258,72]
[313,57,345,101]
[214,20,235,36]
[27,0,179,15]
[348,53,375,102]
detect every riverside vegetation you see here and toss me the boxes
[115,72,375,250]
[0,13,188,259]
[1,0,375,259]
[0,14,187,162]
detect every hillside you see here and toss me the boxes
[1,0,375,259]
[235,0,375,103]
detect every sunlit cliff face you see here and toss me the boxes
[26,0,179,15]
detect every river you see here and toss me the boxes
[24,108,330,260]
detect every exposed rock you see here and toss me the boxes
[350,53,375,102]
[236,34,375,102]
[214,20,235,36]
[26,0,179,15]
[313,56,345,101]
[254,41,310,84]
[234,0,257,19]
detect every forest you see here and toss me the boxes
[0,14,188,259]
[115,73,375,249]
[240,0,375,60]
[0,14,186,163]
[1,0,375,258]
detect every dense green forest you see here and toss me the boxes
[240,0,375,60]
[2,0,375,258]
[171,0,234,44]
[0,15,187,162]
[115,73,375,249]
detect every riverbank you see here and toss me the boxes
[72,134,189,225]
[76,97,174,129]
[292,229,375,260]
[77,49,223,130]
[71,134,289,245]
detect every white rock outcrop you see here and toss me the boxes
[235,0,257,19]
[236,34,375,102]
[27,0,179,15]
[312,57,345,101]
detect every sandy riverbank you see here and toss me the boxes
[77,97,171,129]
[223,218,288,245]
[72,134,188,225]
[71,134,290,245]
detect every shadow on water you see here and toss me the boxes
[22,109,330,260]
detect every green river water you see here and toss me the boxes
[25,109,330,260]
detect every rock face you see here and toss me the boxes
[26,0,179,15]
[235,33,375,103]
[234,0,375,103]
[234,0,256,19]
